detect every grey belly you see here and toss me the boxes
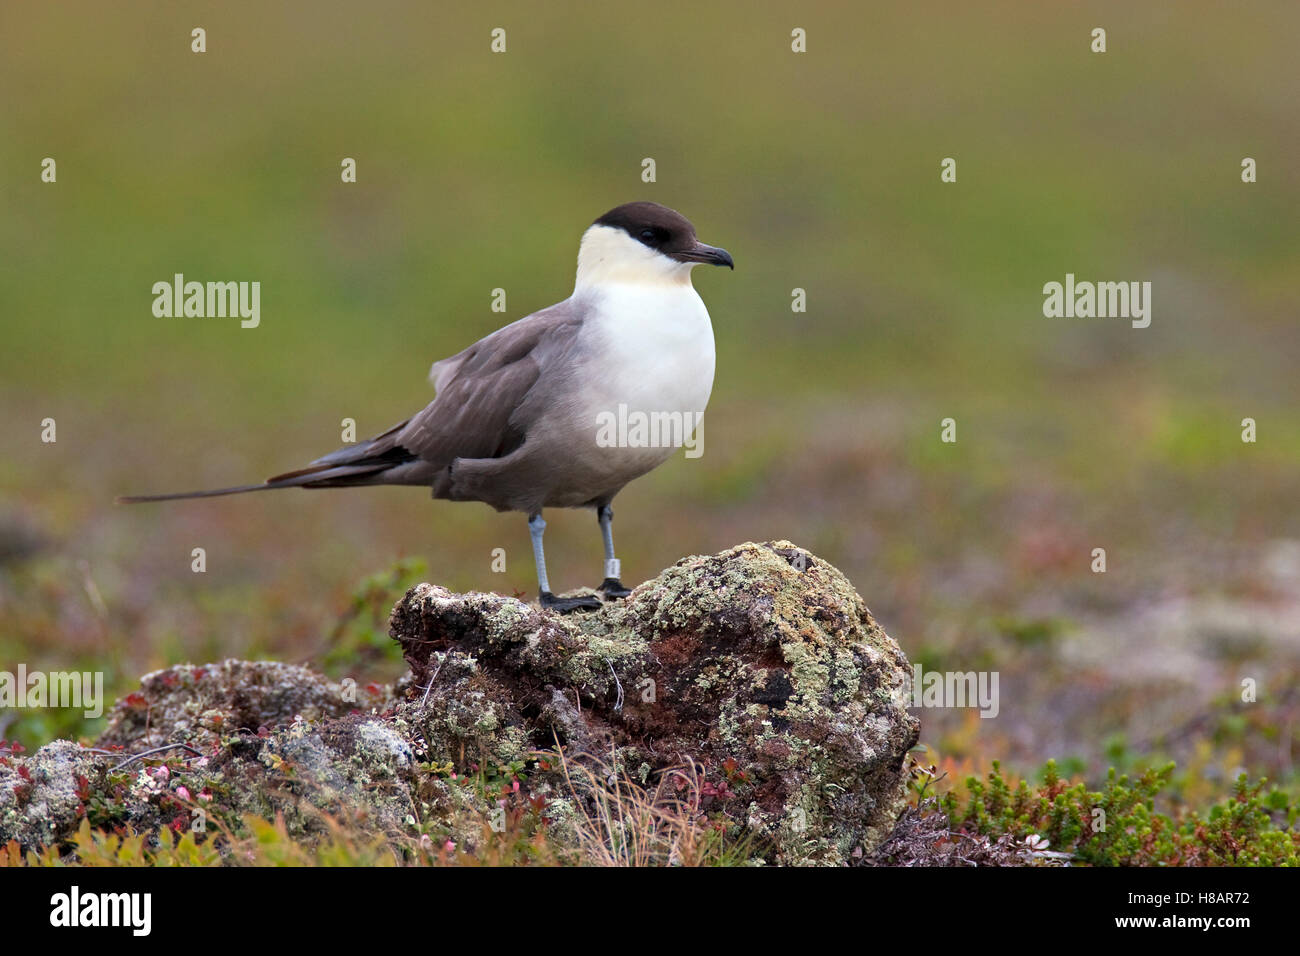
[435,440,677,513]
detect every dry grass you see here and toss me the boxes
[555,748,748,867]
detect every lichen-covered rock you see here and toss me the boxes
[0,542,917,866]
[96,659,388,752]
[0,741,107,850]
[392,540,919,865]
[1,663,408,855]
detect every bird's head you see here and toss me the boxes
[576,201,734,289]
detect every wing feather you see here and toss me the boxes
[278,301,583,485]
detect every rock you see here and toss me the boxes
[0,741,107,851]
[391,539,918,865]
[0,541,918,866]
[862,799,1069,867]
[2,662,403,857]
[96,659,387,752]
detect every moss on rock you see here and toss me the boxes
[392,540,918,865]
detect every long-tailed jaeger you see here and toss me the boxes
[119,201,734,613]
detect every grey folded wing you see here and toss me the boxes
[271,302,583,488]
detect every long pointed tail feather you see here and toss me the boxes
[116,463,388,504]
[116,483,282,503]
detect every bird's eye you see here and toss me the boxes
[640,229,657,241]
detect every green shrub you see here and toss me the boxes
[941,760,1300,865]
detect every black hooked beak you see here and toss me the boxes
[672,240,735,270]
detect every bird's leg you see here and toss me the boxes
[529,512,601,613]
[596,505,632,599]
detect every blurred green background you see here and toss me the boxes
[2,2,1298,793]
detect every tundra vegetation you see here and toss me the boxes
[3,545,1297,867]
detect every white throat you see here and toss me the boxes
[574,224,696,291]
[572,226,716,446]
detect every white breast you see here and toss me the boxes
[577,281,716,422]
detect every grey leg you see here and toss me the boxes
[528,513,551,594]
[529,512,601,614]
[597,505,632,599]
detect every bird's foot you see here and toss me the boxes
[597,577,633,600]
[539,590,603,614]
